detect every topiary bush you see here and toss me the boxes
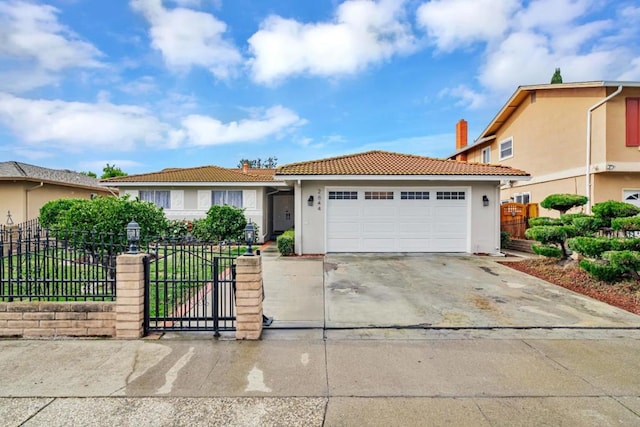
[567,237,613,258]
[592,201,640,227]
[540,194,588,214]
[579,259,622,282]
[276,229,295,256]
[525,225,578,258]
[528,217,562,227]
[611,216,640,233]
[531,244,562,258]
[571,216,607,236]
[560,213,590,225]
[611,238,640,251]
[602,250,640,280]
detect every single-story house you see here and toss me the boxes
[0,161,115,225]
[102,151,530,253]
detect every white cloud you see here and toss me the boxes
[416,0,518,51]
[439,85,486,110]
[177,105,307,146]
[0,0,103,92]
[131,0,242,79]
[248,0,416,84]
[119,76,159,95]
[0,93,170,152]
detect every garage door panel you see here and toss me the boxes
[327,188,468,253]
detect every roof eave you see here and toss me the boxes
[274,174,530,182]
[100,180,288,187]
[0,176,112,192]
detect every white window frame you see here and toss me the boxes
[139,190,171,209]
[514,192,531,204]
[499,137,513,160]
[212,190,243,208]
[481,147,491,163]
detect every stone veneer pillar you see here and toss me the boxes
[115,253,147,339]
[235,254,263,340]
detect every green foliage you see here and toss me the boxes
[567,237,613,258]
[528,217,562,227]
[165,220,191,239]
[40,199,83,228]
[197,205,247,242]
[571,216,607,235]
[611,216,640,232]
[80,171,97,178]
[277,229,295,256]
[550,68,563,84]
[531,244,562,258]
[525,225,577,258]
[540,194,588,214]
[602,250,640,280]
[579,259,622,282]
[500,231,511,249]
[560,213,589,225]
[592,201,640,226]
[100,163,128,179]
[611,238,640,251]
[237,157,278,169]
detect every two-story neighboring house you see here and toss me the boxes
[447,81,640,215]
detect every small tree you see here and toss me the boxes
[550,68,563,84]
[80,171,97,178]
[101,163,128,179]
[237,157,278,169]
[195,205,247,242]
[592,200,640,227]
[540,194,588,215]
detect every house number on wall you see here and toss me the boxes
[317,189,322,211]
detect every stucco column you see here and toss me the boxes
[115,253,147,339]
[235,255,263,340]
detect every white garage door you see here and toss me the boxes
[326,188,468,253]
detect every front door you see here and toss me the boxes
[273,194,294,232]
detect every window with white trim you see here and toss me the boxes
[499,138,513,160]
[401,191,429,200]
[328,191,357,200]
[212,190,243,208]
[139,190,171,209]
[624,190,640,207]
[481,147,491,163]
[436,191,465,200]
[514,192,531,204]
[365,191,394,200]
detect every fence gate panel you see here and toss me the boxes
[144,241,237,335]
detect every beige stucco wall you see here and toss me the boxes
[594,173,640,205]
[0,181,110,223]
[295,180,501,255]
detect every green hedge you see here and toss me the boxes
[579,259,622,282]
[531,244,562,258]
[277,229,295,256]
[611,216,640,232]
[567,237,613,258]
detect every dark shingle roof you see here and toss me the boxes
[0,161,107,190]
[276,151,530,177]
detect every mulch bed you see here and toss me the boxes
[500,258,640,315]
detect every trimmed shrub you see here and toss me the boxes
[532,244,562,258]
[195,205,247,242]
[571,216,606,235]
[528,217,562,227]
[277,229,295,256]
[500,231,511,249]
[602,250,640,280]
[611,238,640,251]
[579,259,622,282]
[540,194,588,214]
[611,216,640,232]
[567,237,613,258]
[525,225,578,258]
[560,213,589,225]
[592,201,640,226]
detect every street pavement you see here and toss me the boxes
[2,249,640,426]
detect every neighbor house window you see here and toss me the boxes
[499,138,513,160]
[328,191,357,200]
[365,191,394,200]
[514,192,531,204]
[401,191,429,200]
[139,190,171,209]
[626,98,640,147]
[481,147,491,163]
[212,190,243,208]
[436,191,465,200]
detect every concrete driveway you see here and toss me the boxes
[323,254,640,329]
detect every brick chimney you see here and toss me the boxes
[242,162,249,174]
[455,119,468,161]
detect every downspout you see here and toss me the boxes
[25,182,44,221]
[585,85,623,213]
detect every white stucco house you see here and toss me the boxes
[102,151,530,253]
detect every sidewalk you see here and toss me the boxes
[2,329,640,426]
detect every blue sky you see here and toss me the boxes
[1,0,639,174]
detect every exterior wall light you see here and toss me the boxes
[482,195,490,207]
[307,195,314,206]
[244,222,255,256]
[126,220,140,254]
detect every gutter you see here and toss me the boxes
[25,181,44,221]
[585,85,623,213]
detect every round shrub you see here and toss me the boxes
[567,237,613,258]
[579,259,622,282]
[531,244,562,258]
[528,217,562,227]
[540,194,588,214]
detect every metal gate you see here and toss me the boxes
[143,240,237,335]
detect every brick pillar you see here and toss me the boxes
[115,254,147,339]
[235,255,263,340]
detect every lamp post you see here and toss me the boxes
[244,222,255,256]
[126,220,140,254]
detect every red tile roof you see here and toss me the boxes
[276,151,529,177]
[102,165,277,183]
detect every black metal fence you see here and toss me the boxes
[143,239,240,335]
[0,224,125,302]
